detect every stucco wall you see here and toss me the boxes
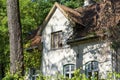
[41,8,76,76]
[73,41,114,79]
[115,48,120,73]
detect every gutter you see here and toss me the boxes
[26,46,38,52]
[67,35,99,44]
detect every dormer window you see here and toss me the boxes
[51,31,62,49]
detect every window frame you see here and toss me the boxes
[85,61,99,80]
[63,64,75,79]
[29,68,38,80]
[51,30,63,49]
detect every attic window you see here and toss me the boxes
[51,31,62,49]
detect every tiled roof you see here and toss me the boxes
[31,35,41,46]
[59,4,84,25]
[31,0,120,46]
[70,0,120,38]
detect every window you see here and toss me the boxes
[29,68,38,80]
[85,61,99,80]
[63,64,75,79]
[51,31,62,49]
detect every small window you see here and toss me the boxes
[29,68,38,80]
[51,31,62,49]
[85,61,99,80]
[63,64,75,79]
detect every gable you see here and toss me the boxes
[46,8,70,30]
[37,3,84,35]
[42,7,74,50]
[42,8,72,36]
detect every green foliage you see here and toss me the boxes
[36,70,120,80]
[2,72,24,80]
[3,69,120,80]
[59,0,84,8]
[19,0,49,72]
[24,48,42,69]
[0,0,10,79]
[20,0,53,37]
[63,0,80,8]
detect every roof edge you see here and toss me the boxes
[37,2,58,35]
[67,35,99,44]
[37,2,82,35]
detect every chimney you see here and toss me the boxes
[84,0,96,6]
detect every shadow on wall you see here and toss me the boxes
[72,41,115,79]
[42,47,76,76]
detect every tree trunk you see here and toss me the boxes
[7,0,24,76]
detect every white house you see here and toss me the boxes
[31,0,120,79]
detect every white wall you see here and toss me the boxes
[73,41,114,79]
[41,8,76,76]
[116,48,120,73]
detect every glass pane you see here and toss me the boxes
[85,61,99,79]
[92,61,98,70]
[71,73,74,78]
[65,73,69,78]
[58,32,62,48]
[32,77,35,80]
[30,68,36,75]
[88,63,91,71]
[55,33,58,48]
[71,65,75,71]
[88,72,92,79]
[64,64,75,79]
[51,31,62,49]
[65,65,69,72]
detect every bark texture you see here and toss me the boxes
[7,0,24,75]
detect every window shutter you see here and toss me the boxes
[51,31,63,49]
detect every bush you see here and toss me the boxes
[3,70,120,80]
[2,72,24,80]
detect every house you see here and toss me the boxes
[31,0,120,79]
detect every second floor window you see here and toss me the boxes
[51,31,62,49]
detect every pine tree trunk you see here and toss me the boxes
[7,0,24,76]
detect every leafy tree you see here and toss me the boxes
[19,0,52,71]
[61,0,84,8]
[19,0,53,38]
[0,0,9,79]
